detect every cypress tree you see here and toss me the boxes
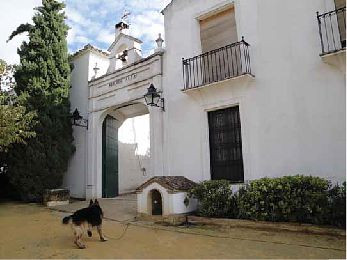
[6,0,74,201]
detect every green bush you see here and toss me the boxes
[189,176,345,228]
[327,182,346,228]
[188,180,236,218]
[237,175,330,224]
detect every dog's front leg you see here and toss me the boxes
[97,225,107,241]
[87,224,92,237]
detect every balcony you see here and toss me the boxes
[182,38,252,91]
[317,7,346,56]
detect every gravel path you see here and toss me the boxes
[0,202,345,259]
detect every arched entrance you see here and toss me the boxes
[102,115,119,198]
[151,189,162,215]
[100,102,151,198]
[85,48,164,199]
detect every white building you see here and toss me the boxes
[64,0,346,216]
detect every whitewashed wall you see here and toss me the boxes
[64,50,109,198]
[162,0,345,184]
[118,142,151,194]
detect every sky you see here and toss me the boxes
[0,0,171,64]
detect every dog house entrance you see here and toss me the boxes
[151,190,162,215]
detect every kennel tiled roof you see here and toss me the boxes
[136,176,197,193]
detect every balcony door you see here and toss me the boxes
[200,7,238,53]
[199,7,241,84]
[208,106,244,183]
[335,0,346,47]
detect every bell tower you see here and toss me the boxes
[107,11,142,73]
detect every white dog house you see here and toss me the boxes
[136,176,198,216]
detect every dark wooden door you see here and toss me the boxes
[102,115,118,198]
[208,106,244,182]
[151,190,162,215]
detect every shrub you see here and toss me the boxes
[237,175,330,224]
[189,176,345,228]
[188,180,236,218]
[327,182,346,228]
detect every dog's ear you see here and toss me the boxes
[89,199,93,206]
[94,199,99,206]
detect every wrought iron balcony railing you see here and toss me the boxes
[317,7,346,55]
[182,38,252,90]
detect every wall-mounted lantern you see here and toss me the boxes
[144,84,165,111]
[155,33,164,49]
[71,108,88,129]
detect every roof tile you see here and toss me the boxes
[136,176,197,192]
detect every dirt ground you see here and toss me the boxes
[0,202,345,259]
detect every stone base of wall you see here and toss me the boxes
[43,189,70,207]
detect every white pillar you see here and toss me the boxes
[107,56,116,74]
[86,111,103,199]
[149,74,165,177]
[128,47,142,64]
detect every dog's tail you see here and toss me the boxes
[62,215,72,224]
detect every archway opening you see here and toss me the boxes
[118,113,150,194]
[101,102,150,197]
[150,189,163,215]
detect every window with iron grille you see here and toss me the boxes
[208,106,244,183]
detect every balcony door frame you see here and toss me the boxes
[195,1,241,54]
[334,0,346,48]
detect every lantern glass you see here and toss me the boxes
[152,93,160,106]
[144,93,153,105]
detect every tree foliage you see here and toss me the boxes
[0,59,5,75]
[0,92,36,152]
[5,0,74,201]
[0,59,16,91]
[7,23,34,43]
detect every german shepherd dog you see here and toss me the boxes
[62,199,107,249]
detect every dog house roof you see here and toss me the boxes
[136,176,197,193]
